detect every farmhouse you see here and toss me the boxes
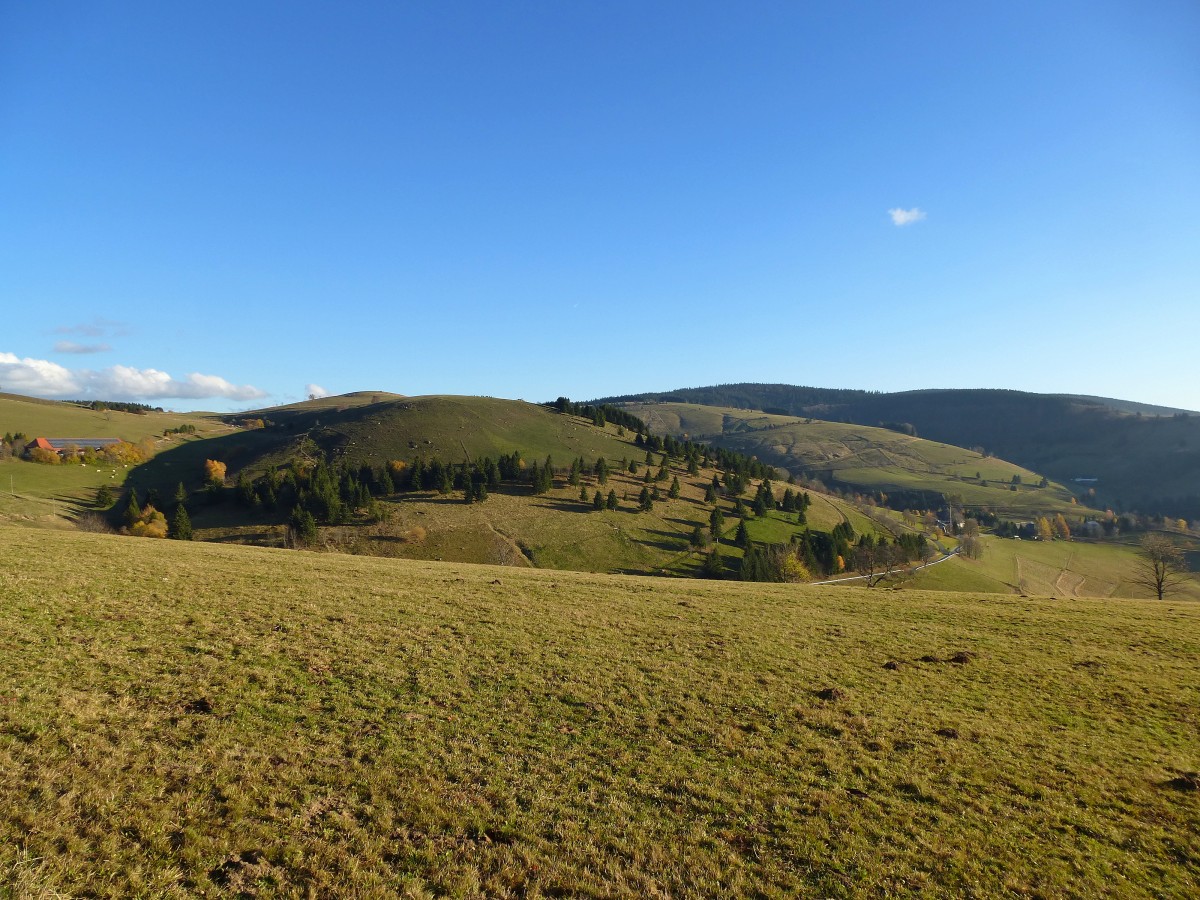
[24,437,122,458]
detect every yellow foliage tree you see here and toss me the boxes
[102,441,150,465]
[129,505,168,539]
[1053,514,1071,539]
[1037,517,1054,540]
[204,459,227,485]
[388,460,408,475]
[28,447,60,465]
[780,554,812,583]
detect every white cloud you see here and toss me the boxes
[305,383,330,399]
[54,340,112,354]
[0,353,78,396]
[888,207,927,226]
[0,352,267,402]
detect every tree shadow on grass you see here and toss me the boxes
[536,500,601,515]
[632,528,690,554]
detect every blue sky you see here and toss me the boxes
[2,1,1198,411]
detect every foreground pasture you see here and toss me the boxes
[1,527,1197,897]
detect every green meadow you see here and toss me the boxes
[909,534,1200,601]
[1,527,1197,897]
[0,396,226,523]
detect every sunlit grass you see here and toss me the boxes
[2,526,1197,897]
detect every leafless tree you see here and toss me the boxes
[1131,534,1188,600]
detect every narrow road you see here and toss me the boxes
[811,547,959,585]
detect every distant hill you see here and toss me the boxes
[194,394,640,477]
[621,401,1082,518]
[599,385,1200,517]
[242,390,406,416]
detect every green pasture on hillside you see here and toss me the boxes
[1,527,1197,897]
[908,534,1200,601]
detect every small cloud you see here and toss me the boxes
[0,351,267,402]
[305,383,330,400]
[54,341,112,355]
[54,318,131,338]
[888,207,927,227]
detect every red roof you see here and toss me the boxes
[28,437,54,451]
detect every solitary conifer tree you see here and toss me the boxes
[170,503,193,541]
[709,506,725,540]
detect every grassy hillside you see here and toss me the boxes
[0,393,222,443]
[164,445,896,579]
[2,527,1197,897]
[131,395,640,495]
[244,390,406,414]
[623,402,1085,517]
[602,384,1200,516]
[907,534,1200,601]
[0,394,228,522]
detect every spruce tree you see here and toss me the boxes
[123,489,142,527]
[378,468,395,495]
[606,489,618,510]
[593,490,604,510]
[701,548,724,579]
[580,484,589,502]
[709,506,725,541]
[289,506,318,546]
[740,546,761,581]
[735,520,751,548]
[169,503,193,540]
[669,476,681,499]
[638,486,653,511]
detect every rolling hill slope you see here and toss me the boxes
[622,401,1084,517]
[131,395,642,494]
[128,394,910,577]
[601,384,1200,515]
